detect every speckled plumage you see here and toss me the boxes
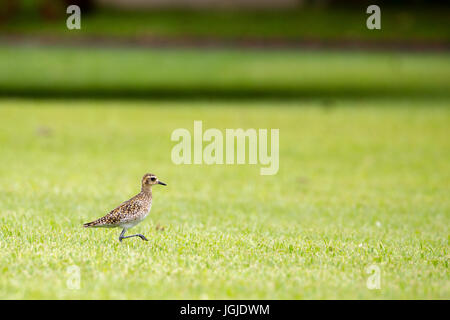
[83,191,152,228]
[84,173,166,242]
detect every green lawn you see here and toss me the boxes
[0,98,448,299]
[1,47,449,98]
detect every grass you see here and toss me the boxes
[0,47,449,98]
[0,98,448,299]
[3,7,450,41]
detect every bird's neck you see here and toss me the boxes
[141,186,152,197]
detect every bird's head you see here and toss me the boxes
[142,173,166,191]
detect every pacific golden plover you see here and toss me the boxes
[83,173,166,242]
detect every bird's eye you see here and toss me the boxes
[151,177,156,181]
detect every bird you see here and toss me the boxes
[83,173,167,242]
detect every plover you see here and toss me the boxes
[83,173,166,242]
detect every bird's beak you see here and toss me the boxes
[157,180,167,186]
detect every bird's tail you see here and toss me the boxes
[83,220,102,228]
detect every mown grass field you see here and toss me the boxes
[0,98,448,299]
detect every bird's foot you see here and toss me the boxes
[118,230,148,242]
[138,234,148,241]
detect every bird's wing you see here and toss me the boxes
[109,197,146,222]
[84,195,146,227]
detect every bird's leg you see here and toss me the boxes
[119,228,148,242]
[122,234,148,241]
[126,234,148,241]
[119,228,127,242]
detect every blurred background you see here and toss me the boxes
[0,0,448,99]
